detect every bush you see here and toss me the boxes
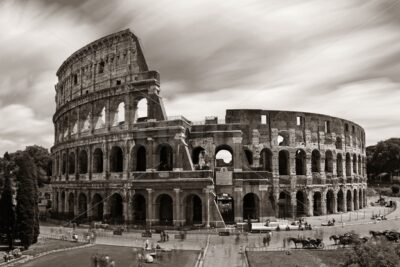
[391,185,400,194]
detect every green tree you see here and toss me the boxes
[343,240,400,267]
[0,152,16,249]
[367,138,400,177]
[14,152,40,249]
[23,145,52,186]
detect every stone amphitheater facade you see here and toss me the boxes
[51,29,367,227]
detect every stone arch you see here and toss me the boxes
[337,189,345,212]
[260,148,273,172]
[185,194,203,225]
[311,150,321,173]
[359,189,363,209]
[346,189,352,211]
[244,149,253,167]
[62,153,67,175]
[295,149,307,175]
[132,145,146,171]
[91,193,104,221]
[78,193,88,219]
[296,191,306,217]
[68,192,74,218]
[278,150,290,175]
[346,153,351,177]
[336,153,343,177]
[79,108,91,132]
[192,146,206,169]
[243,193,259,221]
[79,150,88,174]
[358,155,362,175]
[158,144,173,171]
[94,106,106,129]
[109,193,124,224]
[135,98,148,123]
[112,102,125,126]
[326,190,335,214]
[353,189,358,210]
[156,194,173,225]
[215,145,233,168]
[353,154,357,175]
[313,192,322,216]
[110,146,124,172]
[335,137,342,150]
[93,148,104,173]
[325,150,333,173]
[68,152,75,175]
[132,194,146,224]
[278,191,291,218]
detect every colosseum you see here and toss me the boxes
[51,29,367,228]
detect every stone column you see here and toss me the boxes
[321,190,327,215]
[103,142,109,179]
[103,191,110,220]
[75,147,79,180]
[146,189,154,226]
[123,142,129,179]
[88,145,93,180]
[87,191,92,219]
[123,190,129,223]
[273,191,280,218]
[306,191,313,216]
[342,190,347,212]
[203,188,210,228]
[146,138,155,171]
[74,190,79,218]
[234,188,243,222]
[354,190,359,210]
[290,191,297,219]
[233,137,243,171]
[333,191,338,213]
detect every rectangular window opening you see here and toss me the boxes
[296,116,303,126]
[261,115,267,124]
[325,121,331,133]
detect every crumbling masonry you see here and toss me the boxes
[51,29,367,227]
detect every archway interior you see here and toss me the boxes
[260,149,272,172]
[243,193,259,221]
[216,193,234,224]
[215,145,233,168]
[296,191,306,217]
[133,194,146,224]
[295,150,306,175]
[159,145,173,171]
[326,190,334,214]
[110,146,123,172]
[313,192,322,216]
[192,147,206,170]
[346,190,352,211]
[68,153,75,174]
[79,150,88,174]
[93,148,103,173]
[92,194,104,221]
[78,194,88,219]
[278,192,290,218]
[185,194,202,225]
[136,146,146,171]
[278,151,289,175]
[158,194,173,225]
[311,150,320,173]
[68,193,74,218]
[336,154,343,176]
[353,189,358,210]
[337,190,344,212]
[109,194,123,224]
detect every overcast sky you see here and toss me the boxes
[1,0,400,154]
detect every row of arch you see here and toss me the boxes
[54,143,174,177]
[54,191,202,225]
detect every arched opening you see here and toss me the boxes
[93,148,103,173]
[337,190,344,212]
[185,194,202,225]
[98,61,105,74]
[132,194,146,225]
[62,154,67,175]
[260,148,273,172]
[192,147,207,170]
[79,150,88,174]
[68,152,75,175]
[95,107,106,129]
[91,194,104,221]
[325,150,333,173]
[135,146,146,171]
[115,102,125,125]
[313,192,322,216]
[358,155,362,175]
[363,189,367,207]
[336,153,343,177]
[78,193,87,220]
[335,137,342,150]
[68,193,74,219]
[110,146,124,172]
[216,194,234,224]
[244,149,253,166]
[346,190,352,211]
[353,189,358,210]
[243,193,259,221]
[296,191,306,217]
[278,192,291,218]
[215,145,233,168]
[109,193,124,224]
[80,111,91,132]
[346,153,351,177]
[157,194,173,225]
[359,190,363,209]
[279,150,289,175]
[158,144,173,171]
[311,150,320,173]
[295,149,306,175]
[326,190,335,214]
[61,192,66,215]
[277,133,289,146]
[353,155,357,174]
[136,98,148,122]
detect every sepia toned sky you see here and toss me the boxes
[1,0,400,154]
